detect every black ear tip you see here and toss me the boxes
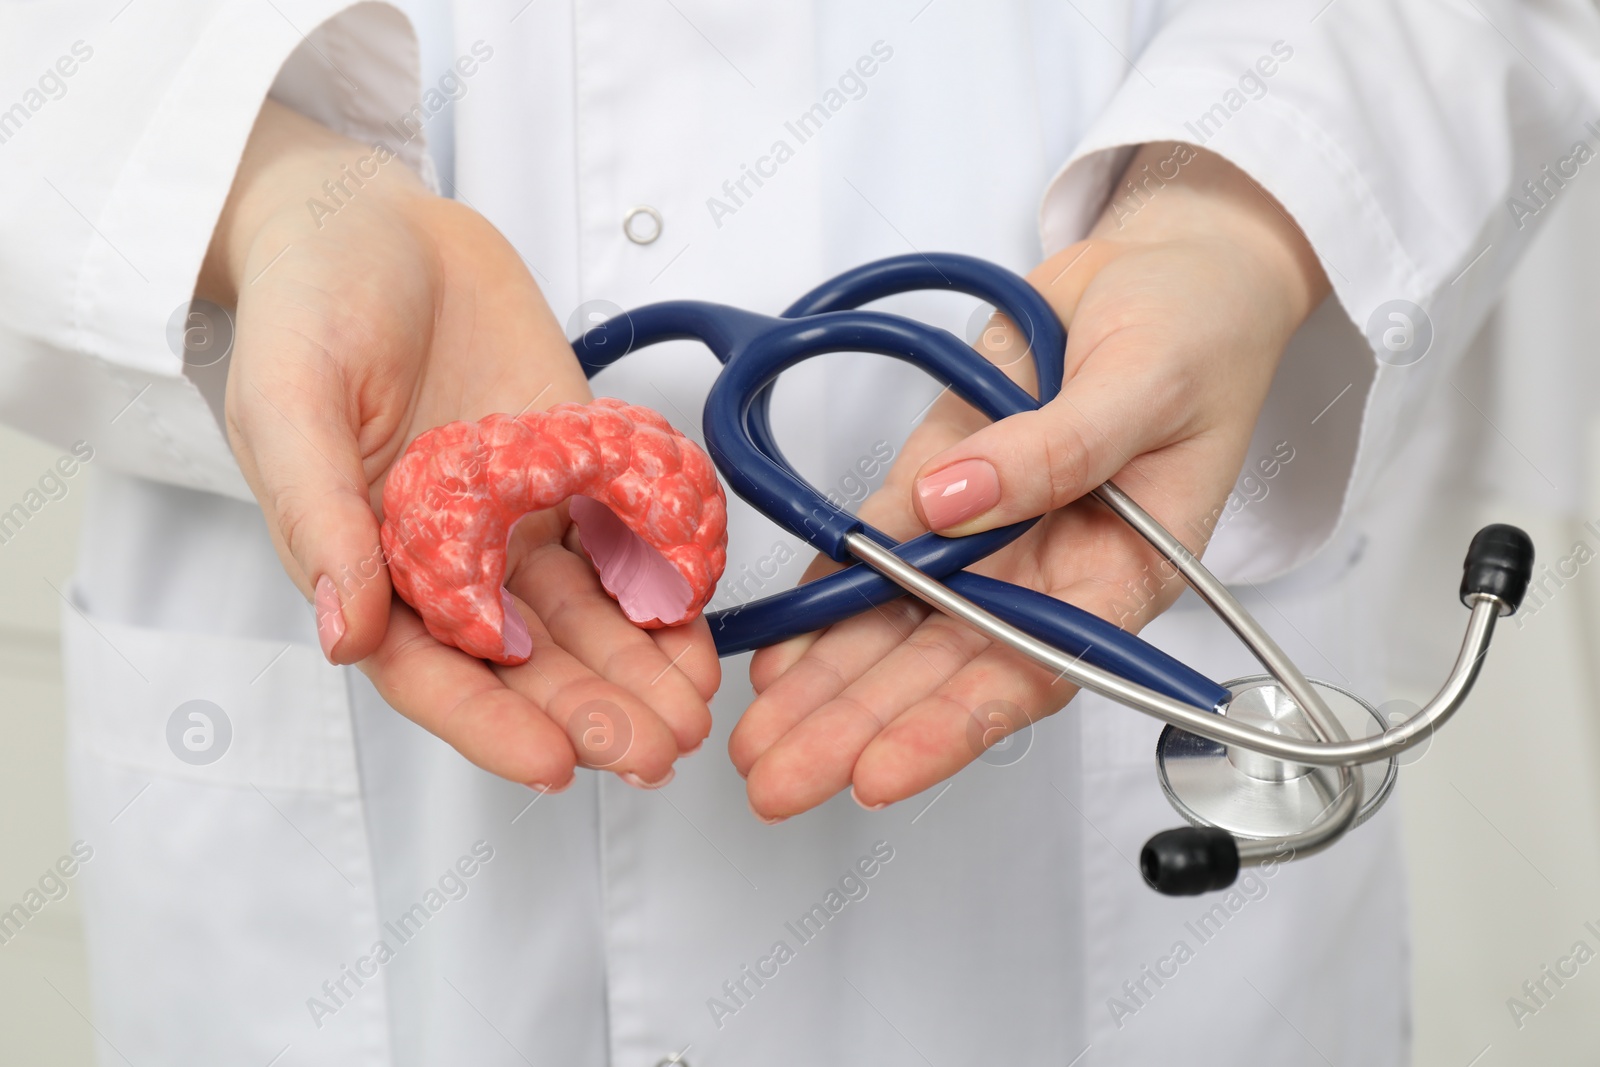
[1141,827,1240,896]
[1460,524,1534,614]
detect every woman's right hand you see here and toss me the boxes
[199,101,718,792]
[733,144,1329,820]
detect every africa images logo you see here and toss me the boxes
[165,700,232,766]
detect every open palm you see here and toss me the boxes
[217,105,715,792]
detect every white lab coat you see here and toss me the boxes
[2,1,1597,1064]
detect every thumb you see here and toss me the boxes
[910,357,1181,534]
[228,365,392,666]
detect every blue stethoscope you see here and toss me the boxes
[573,253,1532,895]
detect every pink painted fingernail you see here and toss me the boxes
[315,575,346,660]
[621,767,675,790]
[749,799,787,825]
[916,459,1000,531]
[500,588,532,661]
[851,786,887,812]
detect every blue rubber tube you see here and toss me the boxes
[573,253,1230,711]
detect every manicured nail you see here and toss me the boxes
[528,778,571,795]
[851,786,887,812]
[315,575,346,660]
[500,588,532,661]
[916,459,1000,531]
[621,767,675,790]
[749,799,786,825]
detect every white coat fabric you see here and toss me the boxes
[2,1,1597,1064]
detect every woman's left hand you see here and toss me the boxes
[729,143,1331,821]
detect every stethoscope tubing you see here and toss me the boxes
[570,253,1499,775]
[574,254,1232,712]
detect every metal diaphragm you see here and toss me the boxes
[1155,676,1399,840]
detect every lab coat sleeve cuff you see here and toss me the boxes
[38,1,424,503]
[1034,5,1600,585]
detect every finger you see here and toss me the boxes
[493,593,682,784]
[909,345,1187,536]
[851,641,1068,807]
[552,521,720,710]
[510,541,711,758]
[649,615,722,706]
[744,609,985,819]
[732,597,927,776]
[228,330,390,666]
[750,633,819,695]
[356,597,577,789]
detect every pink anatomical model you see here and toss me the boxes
[380,398,728,666]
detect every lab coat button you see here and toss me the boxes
[623,205,663,244]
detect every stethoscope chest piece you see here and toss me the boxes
[1156,676,1398,841]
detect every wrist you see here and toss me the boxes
[1087,142,1330,333]
[198,100,429,304]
